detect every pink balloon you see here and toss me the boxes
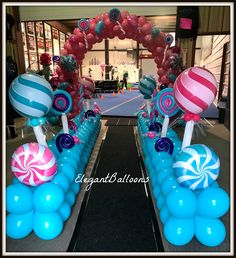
[104,18,113,28]
[118,33,126,40]
[141,22,152,35]
[157,67,166,77]
[60,49,67,56]
[95,35,103,43]
[95,14,103,23]
[88,22,96,34]
[122,19,129,30]
[144,34,153,45]
[87,33,95,44]
[138,16,147,26]
[121,11,129,19]
[156,47,165,54]
[11,143,57,186]
[78,42,86,52]
[78,76,95,98]
[102,12,109,21]
[75,31,85,42]
[173,67,217,114]
[113,25,120,35]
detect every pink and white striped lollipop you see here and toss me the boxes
[173,67,217,114]
[78,76,95,99]
[11,143,57,186]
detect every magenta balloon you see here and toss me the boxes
[141,22,152,35]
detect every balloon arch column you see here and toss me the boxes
[6,8,229,249]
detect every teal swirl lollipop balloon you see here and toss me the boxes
[173,144,220,190]
[95,20,104,35]
[139,75,156,115]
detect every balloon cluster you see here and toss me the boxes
[137,67,230,247]
[7,72,102,240]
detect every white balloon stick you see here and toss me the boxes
[61,113,69,134]
[182,120,195,150]
[85,99,91,112]
[161,115,169,137]
[33,126,48,147]
[145,99,151,116]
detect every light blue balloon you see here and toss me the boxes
[33,183,64,213]
[197,187,230,218]
[57,202,71,222]
[161,176,179,196]
[156,194,165,210]
[153,185,161,199]
[57,155,78,171]
[160,206,171,224]
[57,163,76,183]
[33,211,63,240]
[51,172,70,193]
[164,217,195,246]
[195,216,226,247]
[71,182,81,195]
[156,167,174,186]
[7,211,33,239]
[6,184,33,214]
[154,157,174,171]
[166,187,197,219]
[65,191,76,207]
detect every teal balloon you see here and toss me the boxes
[156,167,173,186]
[154,157,174,171]
[33,183,64,213]
[57,202,71,222]
[71,182,81,195]
[153,185,161,199]
[166,187,197,219]
[6,184,33,214]
[164,217,195,246]
[7,211,33,239]
[95,20,104,35]
[160,206,171,224]
[161,176,179,196]
[57,163,76,183]
[151,27,160,37]
[33,211,63,240]
[152,151,171,166]
[195,217,226,247]
[65,191,76,207]
[197,187,230,218]
[156,194,165,209]
[57,155,78,170]
[51,172,70,193]
[46,116,60,125]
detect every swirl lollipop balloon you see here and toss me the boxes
[155,137,174,155]
[11,143,57,186]
[108,8,125,35]
[78,76,95,111]
[156,88,179,137]
[139,75,156,115]
[60,55,77,72]
[78,18,90,49]
[173,144,220,190]
[56,133,75,153]
[173,67,217,149]
[51,90,72,134]
[8,73,54,146]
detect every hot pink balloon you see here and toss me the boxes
[173,67,217,114]
[11,143,57,186]
[141,22,152,35]
[138,16,147,26]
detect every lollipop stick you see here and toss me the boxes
[182,120,195,150]
[82,31,88,49]
[33,126,48,147]
[161,115,169,137]
[116,21,126,34]
[61,113,69,134]
[145,99,151,116]
[85,99,90,112]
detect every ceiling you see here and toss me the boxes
[59,15,176,33]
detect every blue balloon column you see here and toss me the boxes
[137,105,230,247]
[6,72,101,240]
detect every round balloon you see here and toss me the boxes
[196,187,230,218]
[8,73,53,118]
[60,55,77,72]
[11,143,57,186]
[33,211,63,240]
[166,187,197,219]
[164,217,195,246]
[57,202,71,222]
[33,183,64,213]
[173,67,217,114]
[173,144,220,190]
[6,184,33,214]
[195,216,226,247]
[7,211,33,239]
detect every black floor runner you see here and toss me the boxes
[69,126,158,252]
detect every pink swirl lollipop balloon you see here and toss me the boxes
[11,143,57,186]
[78,76,95,99]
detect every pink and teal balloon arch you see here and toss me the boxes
[55,8,182,118]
